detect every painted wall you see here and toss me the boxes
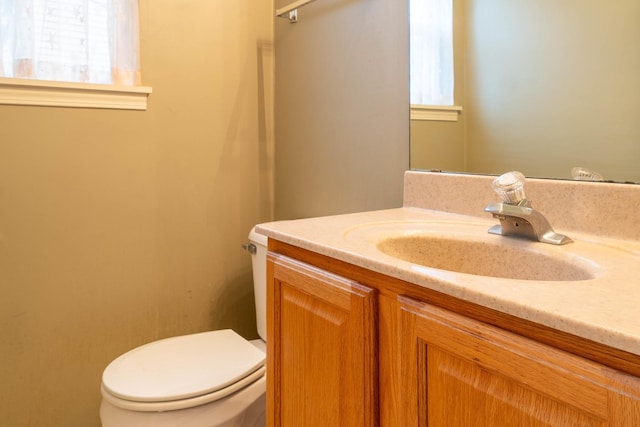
[274,0,409,220]
[0,1,273,426]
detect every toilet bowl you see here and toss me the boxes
[100,227,268,427]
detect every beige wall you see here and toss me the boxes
[411,0,640,183]
[273,0,409,220]
[0,1,273,426]
[410,119,465,172]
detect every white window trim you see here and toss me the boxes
[410,104,462,122]
[0,77,152,110]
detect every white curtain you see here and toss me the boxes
[410,0,454,105]
[0,0,140,85]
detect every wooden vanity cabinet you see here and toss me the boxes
[266,242,640,427]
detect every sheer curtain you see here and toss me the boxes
[410,0,454,106]
[0,0,140,85]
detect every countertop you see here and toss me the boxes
[257,206,640,356]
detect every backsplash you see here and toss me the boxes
[404,171,640,241]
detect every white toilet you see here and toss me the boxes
[100,227,268,427]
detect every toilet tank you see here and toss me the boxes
[248,227,268,341]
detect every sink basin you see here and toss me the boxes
[343,220,596,281]
[377,235,594,281]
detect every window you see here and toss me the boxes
[410,0,454,107]
[0,0,150,109]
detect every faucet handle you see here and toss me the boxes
[492,171,527,205]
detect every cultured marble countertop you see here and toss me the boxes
[257,206,640,356]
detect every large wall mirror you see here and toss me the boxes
[410,0,640,184]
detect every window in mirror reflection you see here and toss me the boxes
[410,0,454,106]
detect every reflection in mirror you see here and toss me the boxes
[410,0,640,184]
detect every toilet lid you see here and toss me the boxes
[102,329,265,403]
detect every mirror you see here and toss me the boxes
[410,0,640,184]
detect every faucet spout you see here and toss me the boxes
[484,202,572,245]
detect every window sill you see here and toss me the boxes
[410,104,462,122]
[0,77,152,110]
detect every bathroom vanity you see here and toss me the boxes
[258,172,640,426]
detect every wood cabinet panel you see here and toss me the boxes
[398,296,640,426]
[267,254,378,427]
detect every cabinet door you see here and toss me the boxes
[398,296,640,427]
[267,254,378,427]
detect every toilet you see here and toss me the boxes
[100,227,268,427]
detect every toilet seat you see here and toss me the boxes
[101,330,266,412]
[101,366,266,412]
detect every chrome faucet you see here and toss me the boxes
[484,171,572,245]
